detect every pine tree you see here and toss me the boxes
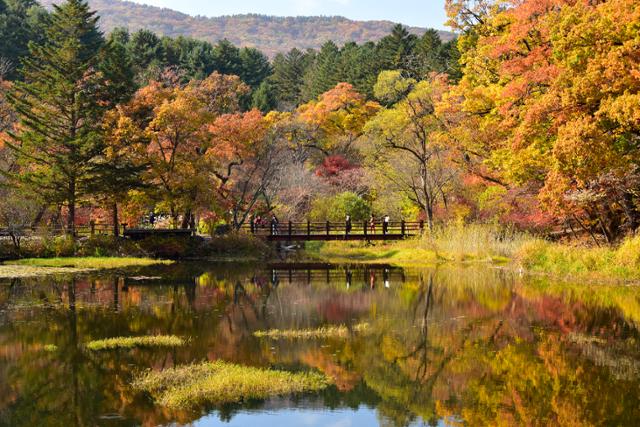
[7,0,108,234]
[377,24,418,72]
[270,48,312,110]
[251,80,276,113]
[0,0,47,79]
[302,40,341,101]
[239,47,272,89]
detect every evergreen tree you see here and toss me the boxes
[377,24,418,72]
[239,47,271,88]
[270,48,312,110]
[128,29,164,80]
[99,35,136,104]
[251,80,276,113]
[212,39,242,77]
[338,41,381,99]
[7,0,109,234]
[0,0,47,80]
[302,40,340,101]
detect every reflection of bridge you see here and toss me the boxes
[267,263,406,289]
[243,221,424,241]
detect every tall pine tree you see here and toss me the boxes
[7,0,108,234]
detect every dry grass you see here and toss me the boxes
[7,257,172,269]
[0,265,87,278]
[132,360,329,409]
[310,224,525,266]
[254,323,369,340]
[86,335,185,351]
[516,234,640,281]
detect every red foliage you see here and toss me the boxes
[315,155,355,178]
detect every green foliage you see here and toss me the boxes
[373,70,416,104]
[132,360,330,409]
[7,0,110,233]
[86,335,184,351]
[310,192,371,222]
[0,0,47,79]
[251,80,277,113]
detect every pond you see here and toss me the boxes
[0,262,639,426]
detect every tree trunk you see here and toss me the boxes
[621,192,639,233]
[181,210,191,229]
[112,202,119,237]
[426,205,434,232]
[67,180,76,236]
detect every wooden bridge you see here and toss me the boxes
[243,220,424,242]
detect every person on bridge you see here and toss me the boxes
[270,214,279,235]
[345,215,352,237]
[383,215,390,235]
[369,214,376,234]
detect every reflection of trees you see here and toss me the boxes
[1,265,639,426]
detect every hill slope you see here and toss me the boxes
[40,0,454,56]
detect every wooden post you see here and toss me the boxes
[363,220,367,239]
[90,220,95,236]
[401,220,406,237]
[419,220,425,234]
[121,223,127,236]
[288,221,293,237]
[307,220,311,238]
[326,221,330,237]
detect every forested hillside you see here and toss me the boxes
[39,0,453,56]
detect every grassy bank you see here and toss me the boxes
[307,225,640,282]
[518,236,640,281]
[7,257,172,269]
[307,224,524,266]
[132,360,329,409]
[0,257,172,278]
[0,233,272,262]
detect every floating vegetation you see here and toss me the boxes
[253,323,369,340]
[86,335,185,351]
[132,360,329,409]
[43,344,58,352]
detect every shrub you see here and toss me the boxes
[615,235,640,268]
[310,191,371,222]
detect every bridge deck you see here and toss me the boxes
[245,220,424,242]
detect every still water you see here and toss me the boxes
[0,262,639,426]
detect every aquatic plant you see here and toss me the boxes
[132,360,329,409]
[253,323,369,340]
[86,335,185,351]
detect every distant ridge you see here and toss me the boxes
[39,0,454,56]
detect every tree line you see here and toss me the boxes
[0,0,638,243]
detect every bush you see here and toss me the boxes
[615,235,640,268]
[44,236,77,258]
[310,191,371,222]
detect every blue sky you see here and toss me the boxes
[129,0,449,29]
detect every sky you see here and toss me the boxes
[129,0,450,30]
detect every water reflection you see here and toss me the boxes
[0,263,639,426]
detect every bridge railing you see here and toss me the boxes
[241,220,425,239]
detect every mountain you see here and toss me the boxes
[39,0,454,57]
